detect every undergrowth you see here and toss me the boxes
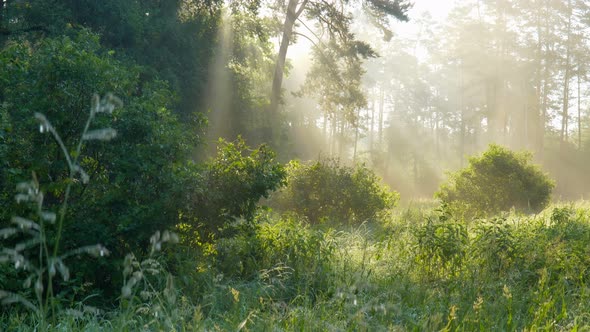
[206,201,590,331]
[3,98,590,331]
[3,202,590,330]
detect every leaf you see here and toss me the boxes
[82,128,117,141]
[39,211,56,223]
[11,216,40,231]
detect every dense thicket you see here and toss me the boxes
[178,138,286,241]
[0,30,201,296]
[0,0,221,117]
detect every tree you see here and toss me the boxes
[271,158,398,224]
[178,138,286,240]
[297,31,374,158]
[204,6,279,147]
[0,0,222,117]
[267,0,412,135]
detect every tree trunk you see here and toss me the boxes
[369,98,375,151]
[523,79,529,149]
[459,65,465,167]
[378,85,384,146]
[330,110,337,155]
[435,108,440,158]
[534,3,543,152]
[353,108,360,161]
[578,69,582,149]
[269,0,306,116]
[338,114,345,158]
[323,109,328,149]
[560,0,572,146]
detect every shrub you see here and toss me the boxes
[435,144,554,218]
[414,207,468,277]
[0,31,201,301]
[472,217,518,276]
[272,159,398,224]
[214,212,336,301]
[179,138,286,240]
[0,95,118,328]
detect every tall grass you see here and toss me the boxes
[0,95,187,331]
[0,94,119,329]
[4,201,590,330]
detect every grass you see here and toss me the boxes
[4,202,590,330]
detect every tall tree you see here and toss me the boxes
[267,0,411,134]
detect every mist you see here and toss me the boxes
[209,0,590,200]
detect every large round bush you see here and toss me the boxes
[435,144,554,218]
[272,159,398,224]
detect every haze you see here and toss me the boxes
[243,0,589,200]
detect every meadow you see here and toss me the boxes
[3,200,590,331]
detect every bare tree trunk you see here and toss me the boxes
[353,108,360,161]
[323,109,328,149]
[330,110,337,155]
[435,109,440,158]
[269,0,308,116]
[578,69,582,149]
[560,0,572,146]
[339,115,346,158]
[459,65,465,167]
[541,60,550,153]
[370,98,375,151]
[460,107,465,168]
[378,85,384,146]
[523,82,530,149]
[535,3,543,152]
[413,151,418,192]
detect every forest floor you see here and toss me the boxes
[3,201,590,331]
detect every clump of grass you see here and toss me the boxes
[0,94,120,329]
[117,230,181,330]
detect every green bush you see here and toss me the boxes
[472,217,518,276]
[272,159,398,224]
[214,212,336,301]
[0,31,201,301]
[414,208,468,278]
[179,138,286,240]
[435,144,554,218]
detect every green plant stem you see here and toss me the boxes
[51,110,94,258]
[45,109,95,321]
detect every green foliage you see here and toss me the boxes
[4,202,590,330]
[436,144,555,218]
[272,159,398,224]
[0,31,201,300]
[414,208,468,277]
[218,8,278,144]
[180,138,286,240]
[473,217,518,276]
[118,230,181,330]
[0,94,120,329]
[2,0,222,117]
[215,213,336,301]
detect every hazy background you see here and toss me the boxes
[272,0,590,200]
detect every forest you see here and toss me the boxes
[1,0,590,330]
